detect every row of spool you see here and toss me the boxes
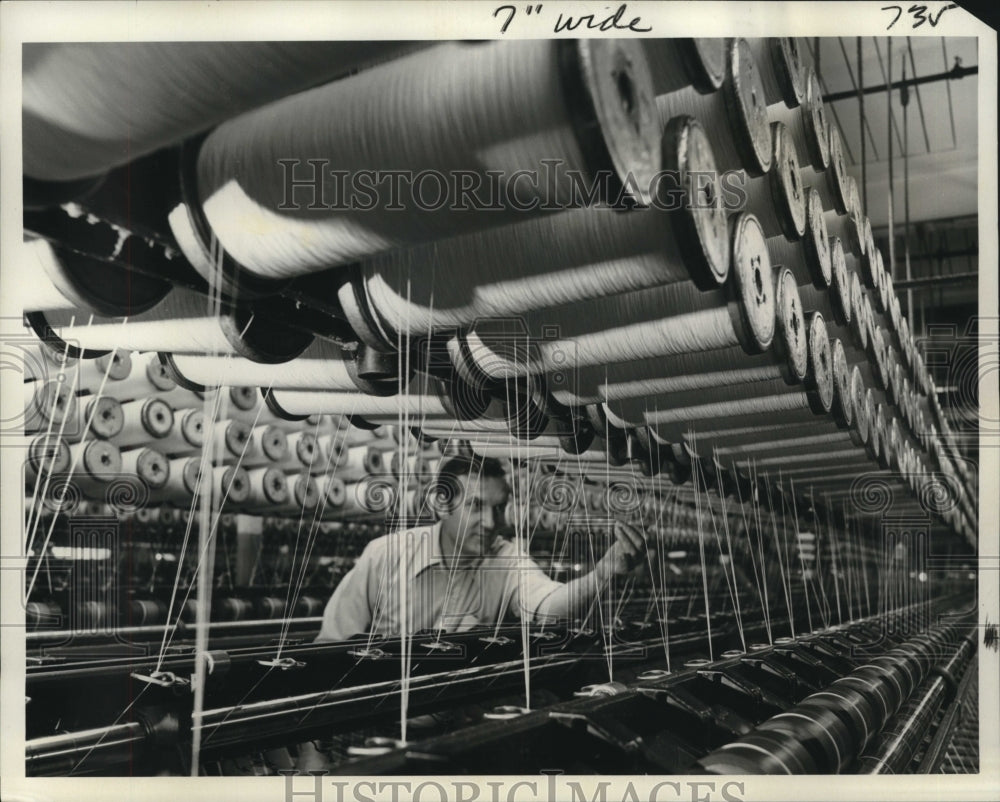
[17,37,976,549]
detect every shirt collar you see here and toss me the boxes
[411,522,445,577]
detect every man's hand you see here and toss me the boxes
[594,521,649,585]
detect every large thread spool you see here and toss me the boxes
[214,465,252,506]
[735,122,806,240]
[162,338,361,392]
[178,40,661,280]
[16,231,171,318]
[768,68,829,171]
[63,395,124,443]
[655,39,771,176]
[17,238,92,311]
[612,308,828,433]
[319,475,347,512]
[765,187,830,290]
[110,398,174,449]
[747,38,804,108]
[120,447,170,492]
[339,476,398,519]
[23,378,78,434]
[341,115,731,348]
[280,473,321,514]
[643,354,834,444]
[84,352,180,402]
[281,431,325,474]
[23,42,428,182]
[642,39,727,95]
[551,267,807,408]
[204,420,253,464]
[20,341,76,384]
[33,287,312,363]
[800,124,851,216]
[797,237,851,327]
[66,440,123,498]
[240,424,289,467]
[457,212,775,385]
[23,434,71,487]
[332,446,384,482]
[266,389,449,422]
[70,351,131,396]
[154,408,205,456]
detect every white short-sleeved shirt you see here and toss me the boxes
[316,523,563,642]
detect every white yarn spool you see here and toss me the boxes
[24,378,78,434]
[767,68,828,171]
[340,476,398,519]
[319,475,347,511]
[167,338,357,391]
[267,389,448,420]
[354,115,731,341]
[281,431,325,474]
[19,342,76,384]
[67,440,123,498]
[120,446,170,491]
[16,238,87,311]
[643,39,727,95]
[88,352,181,402]
[63,395,123,443]
[279,473,320,514]
[71,351,132,396]
[333,446,384,482]
[732,122,806,240]
[22,433,71,486]
[206,419,253,465]
[800,124,851,216]
[746,38,804,108]
[461,212,775,384]
[765,188,832,290]
[187,40,661,277]
[39,288,234,355]
[110,398,174,448]
[655,39,772,177]
[240,424,289,468]
[24,41,428,181]
[154,408,205,456]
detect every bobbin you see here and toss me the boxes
[23,379,78,434]
[803,125,851,216]
[283,474,321,512]
[67,440,123,497]
[155,408,205,456]
[23,434,72,485]
[63,396,124,443]
[112,398,174,449]
[724,39,773,177]
[769,68,829,172]
[120,447,170,491]
[33,290,313,364]
[240,424,288,467]
[182,39,662,282]
[19,231,172,317]
[744,122,807,240]
[642,39,727,95]
[71,351,132,397]
[205,419,253,464]
[749,38,805,108]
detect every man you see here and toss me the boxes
[316,454,650,641]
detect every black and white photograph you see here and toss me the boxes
[1,2,997,800]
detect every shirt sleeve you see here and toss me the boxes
[315,541,379,642]
[499,544,564,624]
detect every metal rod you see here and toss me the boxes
[822,64,977,102]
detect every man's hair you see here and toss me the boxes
[429,455,507,515]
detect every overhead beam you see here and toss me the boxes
[823,63,977,103]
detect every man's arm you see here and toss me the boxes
[314,542,378,642]
[533,521,650,622]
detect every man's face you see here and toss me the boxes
[439,473,509,560]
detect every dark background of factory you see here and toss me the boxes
[2,2,997,797]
